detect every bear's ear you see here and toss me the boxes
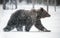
[40,8,43,12]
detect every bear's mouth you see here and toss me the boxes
[46,14,51,17]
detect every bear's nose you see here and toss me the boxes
[49,15,51,17]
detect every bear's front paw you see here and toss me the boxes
[43,29,51,32]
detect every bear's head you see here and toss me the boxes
[36,8,51,19]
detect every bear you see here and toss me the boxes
[3,8,51,32]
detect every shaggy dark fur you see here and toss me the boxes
[3,10,33,32]
[3,8,51,32]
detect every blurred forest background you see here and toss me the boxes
[0,0,60,5]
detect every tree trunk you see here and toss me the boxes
[32,0,35,9]
[54,0,56,11]
[47,0,49,12]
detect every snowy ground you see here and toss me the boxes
[0,3,60,38]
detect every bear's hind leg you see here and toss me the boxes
[3,25,15,32]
